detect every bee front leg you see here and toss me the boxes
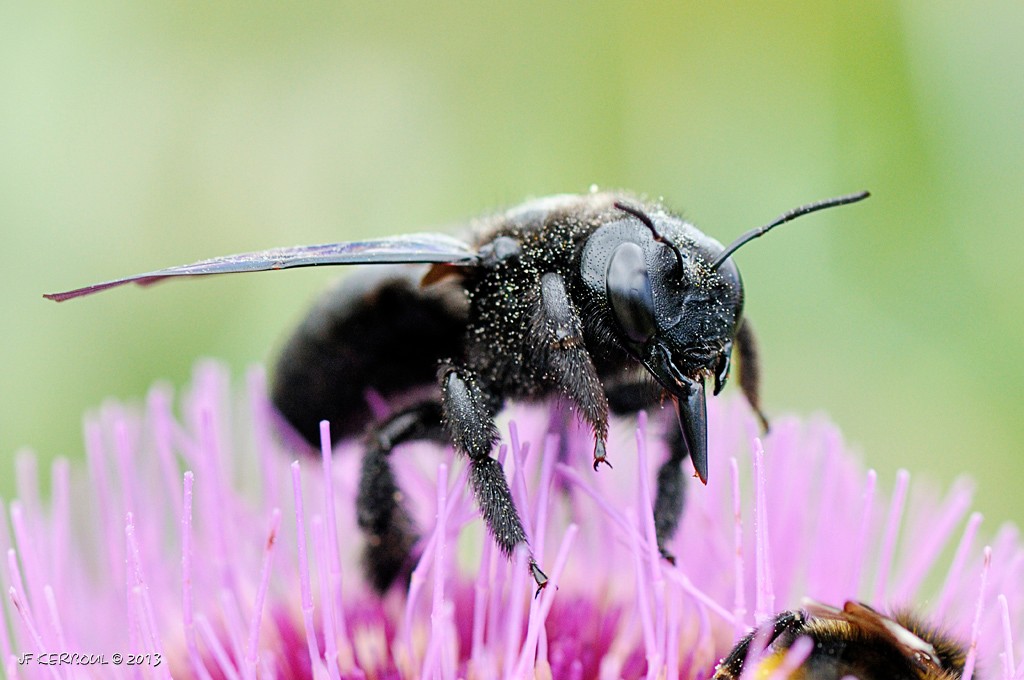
[534,272,610,470]
[652,426,690,564]
[606,374,689,564]
[438,364,548,592]
[713,609,805,679]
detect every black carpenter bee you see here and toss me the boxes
[46,189,869,592]
[713,601,969,680]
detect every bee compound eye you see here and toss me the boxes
[606,242,657,344]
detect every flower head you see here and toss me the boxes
[2,360,1021,679]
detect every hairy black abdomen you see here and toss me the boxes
[272,266,468,446]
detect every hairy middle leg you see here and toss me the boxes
[439,362,548,590]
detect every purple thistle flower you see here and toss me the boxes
[2,360,1022,679]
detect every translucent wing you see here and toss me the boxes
[45,233,479,302]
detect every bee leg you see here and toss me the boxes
[605,374,691,564]
[358,401,445,593]
[713,609,804,679]
[647,426,691,564]
[735,319,769,432]
[534,272,610,470]
[439,364,547,592]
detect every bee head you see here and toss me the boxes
[579,201,743,483]
[580,191,869,483]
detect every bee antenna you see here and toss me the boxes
[614,201,686,270]
[711,190,870,270]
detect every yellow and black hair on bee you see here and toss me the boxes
[713,601,969,680]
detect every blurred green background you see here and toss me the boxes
[2,3,1022,528]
